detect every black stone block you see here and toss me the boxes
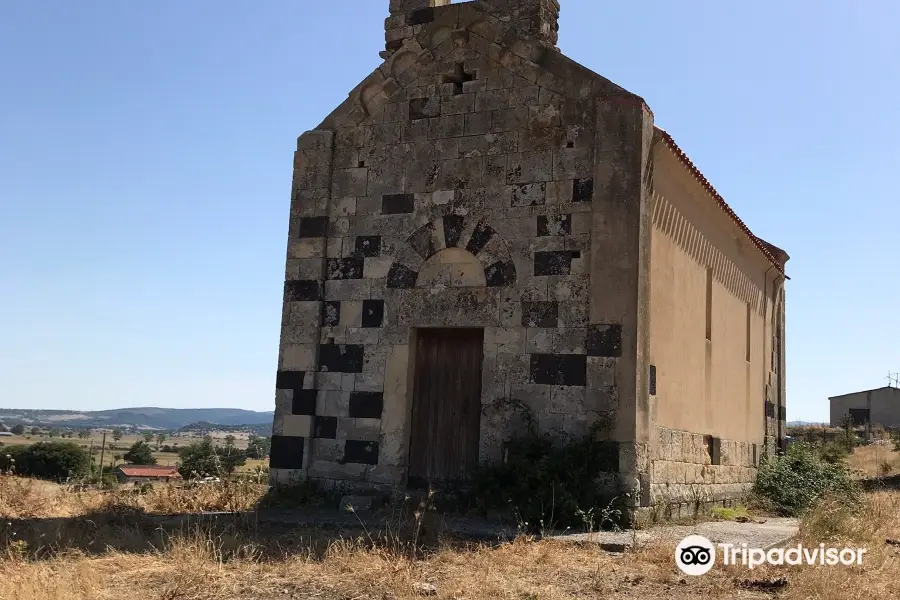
[270,435,304,470]
[361,300,384,328]
[292,390,317,416]
[322,301,341,327]
[354,236,381,257]
[443,214,465,248]
[587,324,622,357]
[778,406,787,421]
[319,343,365,373]
[649,365,657,396]
[529,354,587,386]
[296,216,328,238]
[349,391,384,419]
[326,258,364,280]
[465,220,495,256]
[344,440,379,465]
[276,370,305,390]
[534,251,575,276]
[408,223,438,260]
[387,263,418,289]
[522,301,559,327]
[408,7,435,25]
[382,193,415,214]
[537,214,571,237]
[314,416,337,439]
[485,260,516,287]
[284,280,322,301]
[573,178,594,202]
[765,401,776,419]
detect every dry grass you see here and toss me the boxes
[0,474,268,518]
[2,473,900,599]
[847,442,900,477]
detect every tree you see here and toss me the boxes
[155,433,167,451]
[177,437,245,478]
[143,432,154,444]
[0,442,91,480]
[224,435,236,449]
[10,425,25,436]
[112,429,123,442]
[77,429,90,439]
[30,427,41,436]
[47,429,58,438]
[112,453,123,467]
[246,435,271,459]
[123,441,157,465]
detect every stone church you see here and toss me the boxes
[269,0,789,515]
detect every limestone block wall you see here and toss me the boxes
[267,21,642,490]
[650,426,759,507]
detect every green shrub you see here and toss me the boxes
[819,440,852,464]
[753,442,857,516]
[471,423,622,530]
[0,441,91,481]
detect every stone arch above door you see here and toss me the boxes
[417,247,487,289]
[386,213,517,290]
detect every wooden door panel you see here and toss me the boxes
[409,328,484,488]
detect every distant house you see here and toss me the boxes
[113,465,181,484]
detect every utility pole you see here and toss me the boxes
[98,431,107,481]
[88,440,94,478]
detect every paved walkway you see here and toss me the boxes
[551,517,799,552]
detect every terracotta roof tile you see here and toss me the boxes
[655,128,786,276]
[117,465,181,478]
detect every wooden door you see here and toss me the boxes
[408,328,484,489]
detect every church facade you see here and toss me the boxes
[269,0,788,516]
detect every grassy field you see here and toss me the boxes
[0,472,896,599]
[847,441,900,477]
[0,431,268,472]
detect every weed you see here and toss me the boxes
[753,442,857,516]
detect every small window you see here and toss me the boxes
[705,435,721,465]
[705,267,713,341]
[752,443,758,467]
[745,302,751,362]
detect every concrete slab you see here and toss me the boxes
[551,517,799,552]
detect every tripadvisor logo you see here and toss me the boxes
[675,535,716,576]
[675,535,868,575]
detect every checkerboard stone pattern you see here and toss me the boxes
[269,0,649,493]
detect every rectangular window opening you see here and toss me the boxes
[705,267,713,341]
[746,302,752,362]
[705,434,721,465]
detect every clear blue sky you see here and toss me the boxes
[1,1,897,420]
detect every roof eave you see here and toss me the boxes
[654,128,787,277]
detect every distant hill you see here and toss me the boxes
[0,407,273,431]
[787,421,827,427]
